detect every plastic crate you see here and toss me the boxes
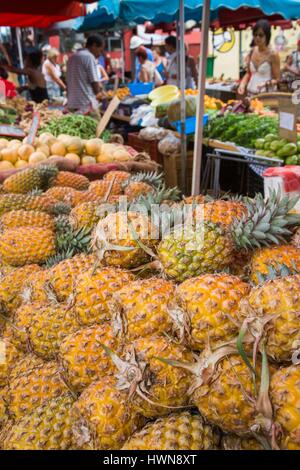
[128,82,154,96]
[171,114,209,135]
[127,132,163,164]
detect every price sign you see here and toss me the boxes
[0,125,26,138]
[27,111,41,145]
[279,97,298,143]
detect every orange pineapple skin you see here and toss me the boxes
[0,210,54,231]
[103,171,131,183]
[249,245,300,285]
[0,227,56,266]
[128,336,193,418]
[240,275,300,363]
[0,339,24,387]
[89,180,122,198]
[0,264,43,314]
[6,361,69,420]
[221,435,264,450]
[69,202,100,230]
[177,274,250,351]
[270,365,300,450]
[0,193,59,215]
[111,278,177,341]
[71,375,145,450]
[123,181,154,201]
[49,253,97,302]
[75,266,134,326]
[192,200,247,227]
[122,412,220,450]
[50,171,90,190]
[192,354,261,436]
[59,324,121,392]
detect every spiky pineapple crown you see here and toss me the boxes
[231,191,300,250]
[125,171,164,189]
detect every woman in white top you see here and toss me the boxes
[42,48,66,100]
[238,20,280,96]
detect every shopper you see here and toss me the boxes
[238,19,280,96]
[66,34,105,117]
[42,48,66,100]
[136,46,163,86]
[0,67,17,98]
[130,36,153,82]
[5,49,48,103]
[165,36,197,89]
[152,46,167,81]
[284,39,300,77]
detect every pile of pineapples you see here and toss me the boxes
[0,164,300,451]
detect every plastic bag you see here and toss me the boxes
[139,126,168,141]
[130,104,153,126]
[158,133,181,155]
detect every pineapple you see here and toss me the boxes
[157,192,300,282]
[0,264,43,314]
[103,170,131,183]
[0,338,24,387]
[6,360,69,420]
[221,435,265,450]
[0,227,56,266]
[122,412,220,450]
[0,193,58,216]
[183,195,206,204]
[3,165,58,194]
[111,278,181,341]
[176,274,250,351]
[50,171,90,190]
[249,245,300,285]
[45,186,80,206]
[160,346,267,437]
[89,180,122,199]
[59,324,121,392]
[3,303,39,352]
[70,202,102,231]
[1,394,75,450]
[49,253,97,302]
[0,388,8,430]
[9,354,45,380]
[0,210,54,231]
[28,303,80,360]
[22,268,52,305]
[93,211,157,269]
[104,336,193,419]
[124,181,154,201]
[71,375,145,450]
[270,365,300,450]
[240,274,300,363]
[196,200,248,226]
[75,266,134,326]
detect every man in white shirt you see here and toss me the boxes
[165,36,178,86]
[284,39,300,77]
[67,34,105,116]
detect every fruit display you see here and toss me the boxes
[1,159,300,451]
[255,133,300,164]
[107,87,130,100]
[0,132,135,170]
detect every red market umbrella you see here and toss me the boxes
[0,1,92,27]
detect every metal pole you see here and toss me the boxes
[16,27,24,69]
[179,0,187,194]
[191,0,210,195]
[176,22,180,89]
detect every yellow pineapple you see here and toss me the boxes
[0,193,58,216]
[22,268,52,305]
[124,181,154,201]
[6,360,69,420]
[69,202,102,230]
[0,264,43,314]
[122,412,220,450]
[249,245,300,285]
[71,375,145,450]
[3,303,37,352]
[49,171,89,190]
[93,211,157,269]
[0,338,24,387]
[176,274,250,351]
[3,165,58,194]
[89,179,122,199]
[270,365,300,450]
[75,266,134,326]
[49,253,97,302]
[0,210,54,231]
[0,388,8,430]
[1,394,75,450]
[59,324,121,392]
[44,186,80,206]
[201,200,247,226]
[221,435,264,450]
[103,170,131,183]
[111,278,181,341]
[8,354,45,380]
[0,227,56,266]
[104,335,193,419]
[28,303,80,360]
[240,274,300,363]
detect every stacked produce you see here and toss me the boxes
[255,133,300,164]
[0,159,300,450]
[107,87,130,100]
